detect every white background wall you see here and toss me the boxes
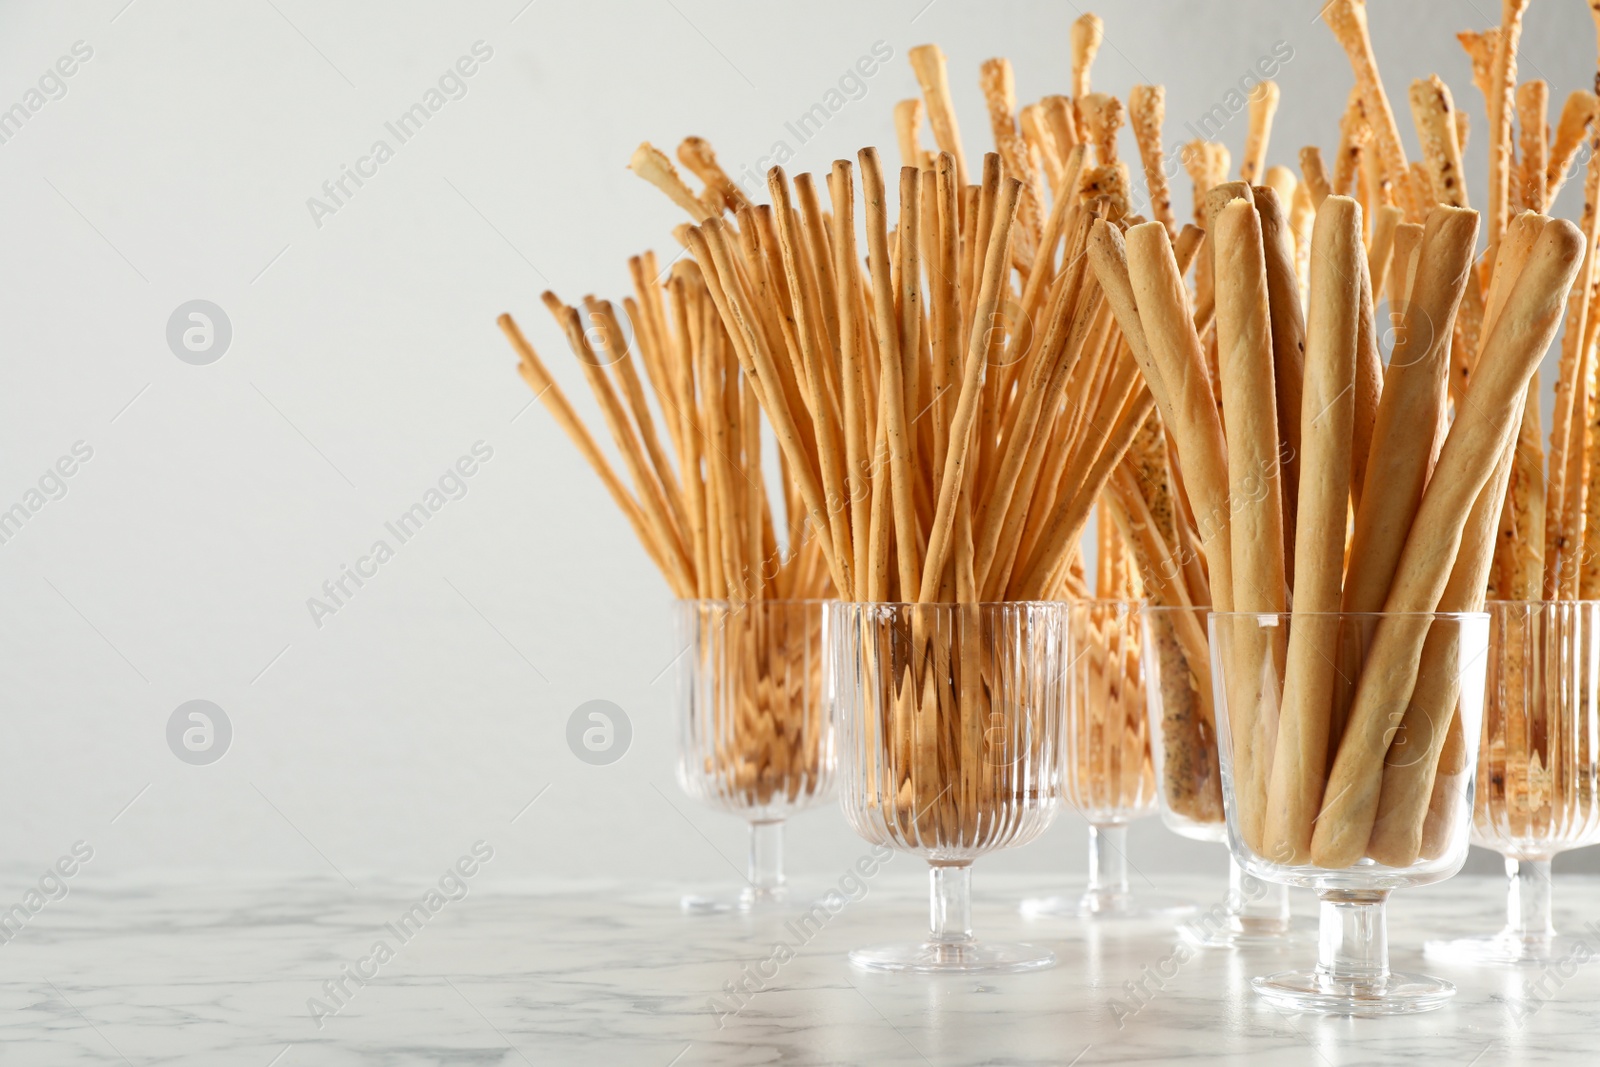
[0,0,1593,894]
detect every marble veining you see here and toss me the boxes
[2,871,1596,1065]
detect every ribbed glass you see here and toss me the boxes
[832,602,1066,861]
[1473,601,1600,857]
[674,599,834,822]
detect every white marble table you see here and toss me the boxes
[3,869,1596,1065]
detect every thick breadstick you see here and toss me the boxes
[1312,217,1584,869]
[1343,206,1480,613]
[1255,187,1306,578]
[1367,442,1511,867]
[1261,196,1361,866]
[1214,198,1286,618]
[1122,222,1235,612]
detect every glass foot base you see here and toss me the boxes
[1424,932,1597,967]
[849,939,1055,974]
[1251,969,1454,1015]
[681,885,788,915]
[1180,913,1317,949]
[1021,892,1196,923]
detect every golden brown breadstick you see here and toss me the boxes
[629,142,715,221]
[1070,13,1103,104]
[1254,186,1306,576]
[1409,75,1469,209]
[1343,206,1480,614]
[893,99,926,170]
[1241,82,1279,185]
[1262,196,1362,866]
[677,137,751,215]
[1300,146,1332,207]
[1517,81,1550,213]
[908,45,969,191]
[1486,0,1532,252]
[1548,91,1599,204]
[1130,85,1176,235]
[1312,216,1584,869]
[1324,0,1416,218]
[1388,222,1425,309]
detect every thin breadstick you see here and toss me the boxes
[1548,91,1599,204]
[1129,85,1176,235]
[1409,75,1469,209]
[1312,216,1584,869]
[677,137,751,215]
[858,149,920,602]
[1300,146,1332,207]
[893,98,926,170]
[1516,81,1550,213]
[1332,88,1371,198]
[1367,205,1403,309]
[908,45,969,191]
[920,173,1020,601]
[1070,13,1104,105]
[1485,0,1532,254]
[1350,229,1383,513]
[829,161,871,598]
[1324,0,1416,218]
[1262,195,1361,865]
[1240,82,1279,185]
[629,143,714,221]
[980,58,1045,263]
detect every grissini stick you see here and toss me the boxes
[1369,217,1546,864]
[1342,206,1480,614]
[498,314,674,582]
[1324,0,1417,219]
[908,44,968,191]
[1214,196,1289,855]
[1409,75,1469,209]
[918,174,1020,601]
[1349,234,1382,514]
[1120,221,1235,613]
[1254,186,1306,576]
[1311,216,1584,869]
[1261,196,1361,866]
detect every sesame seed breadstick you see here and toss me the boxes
[1516,81,1550,213]
[1409,75,1469,209]
[1130,85,1177,235]
[1547,91,1599,204]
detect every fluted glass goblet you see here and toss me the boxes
[1426,600,1600,965]
[675,599,834,913]
[1212,611,1489,1015]
[1022,600,1194,922]
[831,601,1066,973]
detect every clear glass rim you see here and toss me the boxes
[1207,610,1490,621]
[822,599,1068,610]
[673,597,832,607]
[1484,598,1600,607]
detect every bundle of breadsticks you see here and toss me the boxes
[497,256,830,808]
[1086,0,1591,870]
[619,29,1172,844]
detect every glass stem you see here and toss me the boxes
[748,820,785,894]
[1231,857,1291,929]
[1086,824,1130,899]
[929,864,974,944]
[1505,857,1555,946]
[1315,891,1390,991]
